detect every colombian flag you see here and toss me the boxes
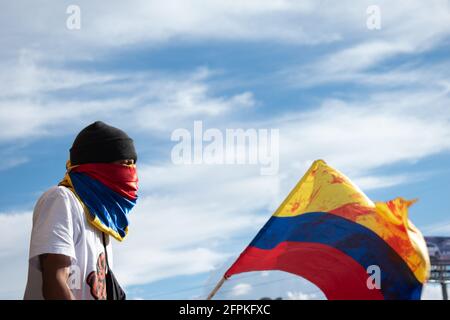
[225,160,430,300]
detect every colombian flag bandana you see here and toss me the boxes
[60,161,138,241]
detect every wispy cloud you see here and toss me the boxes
[320,41,414,74]
[275,89,450,176]
[3,0,448,61]
[4,158,29,171]
[0,63,254,142]
[229,283,252,297]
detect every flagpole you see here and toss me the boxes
[206,276,226,300]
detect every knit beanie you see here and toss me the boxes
[70,121,137,165]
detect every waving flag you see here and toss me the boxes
[224,160,430,300]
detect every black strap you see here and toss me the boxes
[101,232,126,300]
[101,233,110,273]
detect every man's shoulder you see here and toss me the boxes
[39,185,75,202]
[34,186,82,214]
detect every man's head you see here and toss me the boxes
[60,121,138,242]
[70,121,137,165]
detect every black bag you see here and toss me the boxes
[102,233,126,300]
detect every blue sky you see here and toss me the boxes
[0,0,449,299]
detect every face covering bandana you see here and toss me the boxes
[60,161,138,241]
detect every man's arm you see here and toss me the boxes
[39,254,75,300]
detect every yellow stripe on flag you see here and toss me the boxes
[273,160,430,283]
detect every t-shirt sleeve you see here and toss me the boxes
[29,188,77,269]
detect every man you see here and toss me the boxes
[24,121,138,300]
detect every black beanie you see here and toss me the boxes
[70,121,137,165]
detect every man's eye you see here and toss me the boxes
[121,160,134,165]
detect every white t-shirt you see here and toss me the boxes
[23,186,113,300]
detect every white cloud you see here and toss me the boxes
[0,212,32,299]
[280,0,450,89]
[229,283,252,297]
[133,78,255,132]
[0,49,134,142]
[204,268,326,300]
[0,49,118,98]
[274,89,450,181]
[0,63,254,142]
[1,0,448,63]
[319,41,414,74]
[0,157,29,171]
[0,98,131,142]
[0,0,331,57]
[286,55,450,90]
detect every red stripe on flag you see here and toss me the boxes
[225,241,384,300]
